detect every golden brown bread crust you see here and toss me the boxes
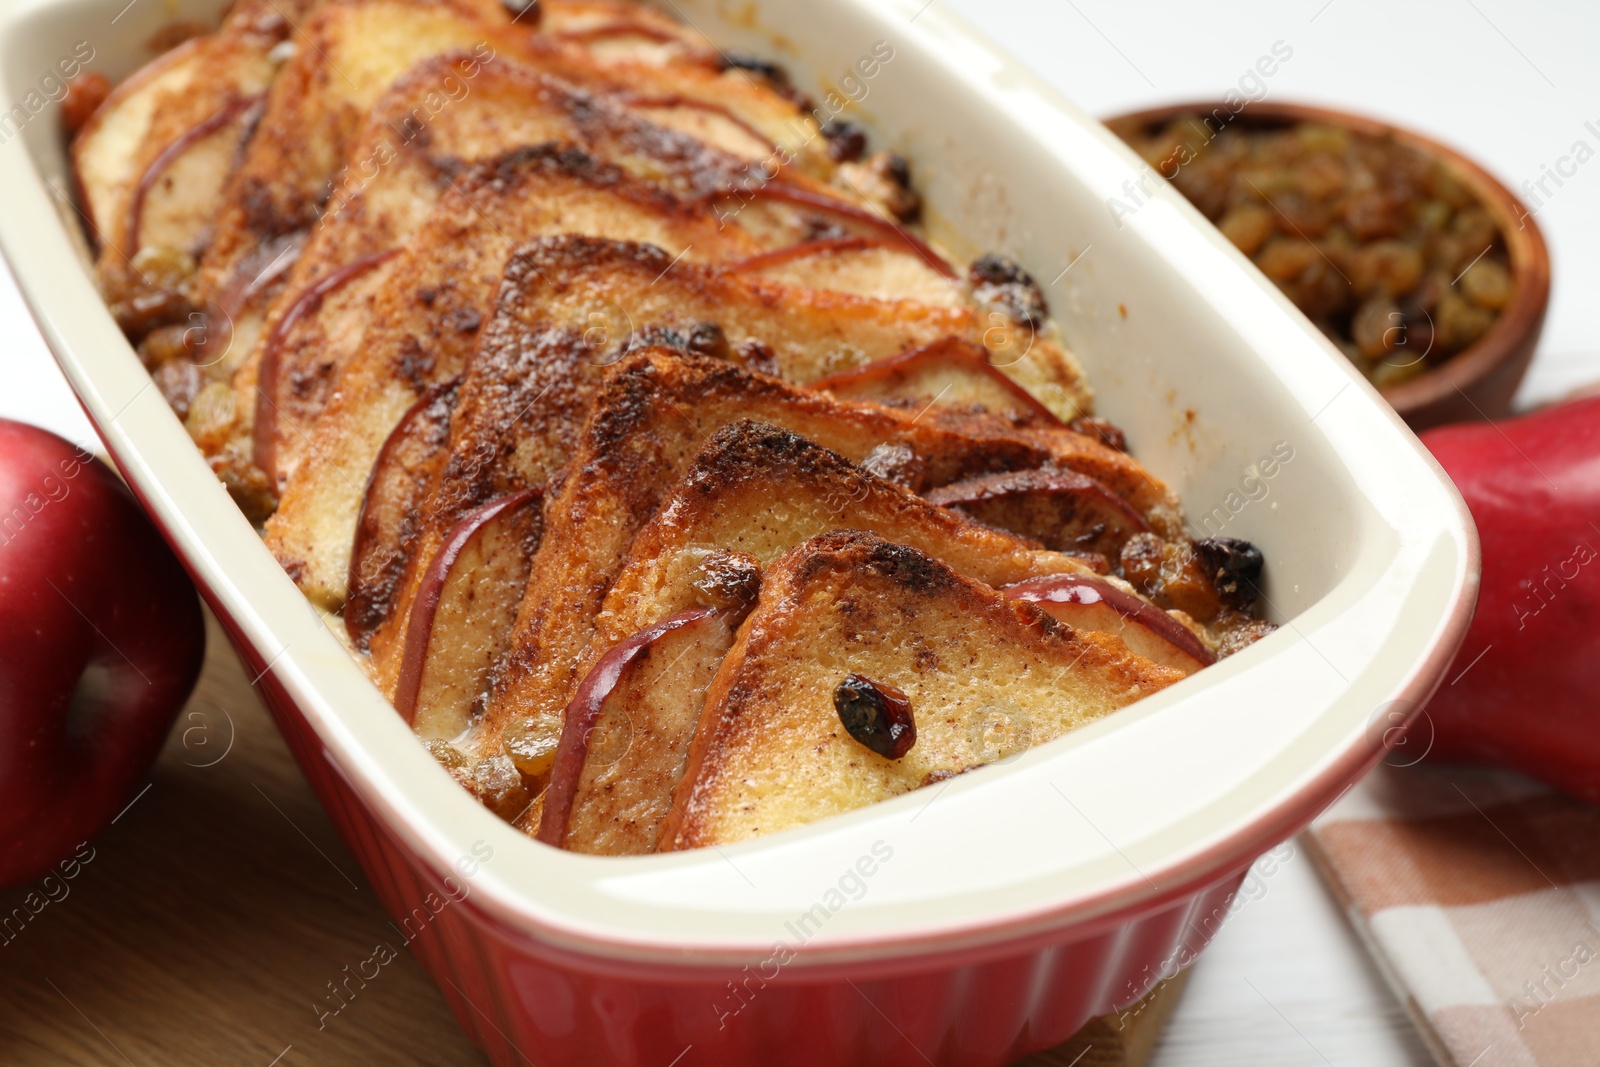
[659,531,1184,850]
[264,147,766,608]
[360,231,1050,695]
[193,0,511,374]
[599,421,1096,635]
[464,348,1154,769]
[72,0,311,274]
[553,420,1099,854]
[247,52,791,490]
[209,12,870,481]
[496,234,978,380]
[199,0,504,257]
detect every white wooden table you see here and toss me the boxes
[4,2,1597,1062]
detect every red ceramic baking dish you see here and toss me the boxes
[0,0,1479,1062]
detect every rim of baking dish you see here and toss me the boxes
[0,0,1478,973]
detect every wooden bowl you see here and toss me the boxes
[1107,101,1550,432]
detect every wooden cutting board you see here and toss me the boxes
[0,611,1187,1066]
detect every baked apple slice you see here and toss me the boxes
[1003,574,1215,676]
[658,531,1184,851]
[810,336,1063,429]
[465,348,1174,781]
[346,379,459,651]
[923,467,1151,558]
[264,148,764,609]
[392,488,544,740]
[727,235,962,306]
[538,605,742,852]
[543,420,1097,854]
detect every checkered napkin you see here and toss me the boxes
[1306,760,1600,1067]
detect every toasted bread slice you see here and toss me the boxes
[264,147,764,608]
[248,53,795,490]
[190,0,510,375]
[545,421,1099,854]
[197,0,860,406]
[659,531,1183,850]
[357,229,975,686]
[464,349,1165,770]
[71,0,311,275]
[492,236,977,378]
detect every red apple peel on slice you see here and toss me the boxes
[126,92,264,253]
[537,607,721,848]
[1004,573,1214,675]
[254,247,403,482]
[746,181,957,277]
[927,468,1150,559]
[812,336,1062,429]
[346,378,460,651]
[393,488,543,738]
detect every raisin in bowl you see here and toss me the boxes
[1109,101,1550,431]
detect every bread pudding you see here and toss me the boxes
[72,0,1273,852]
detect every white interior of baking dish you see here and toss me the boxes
[0,0,1476,969]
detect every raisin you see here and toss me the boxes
[821,119,868,163]
[883,153,912,188]
[686,321,730,360]
[1193,537,1264,609]
[969,253,1048,328]
[208,450,278,524]
[503,714,562,780]
[834,674,916,759]
[692,549,761,620]
[721,52,790,86]
[153,358,203,420]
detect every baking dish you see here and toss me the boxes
[0,0,1479,1062]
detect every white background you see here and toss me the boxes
[4,1,1598,1062]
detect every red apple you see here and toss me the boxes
[1420,395,1600,802]
[1003,573,1214,675]
[0,419,204,886]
